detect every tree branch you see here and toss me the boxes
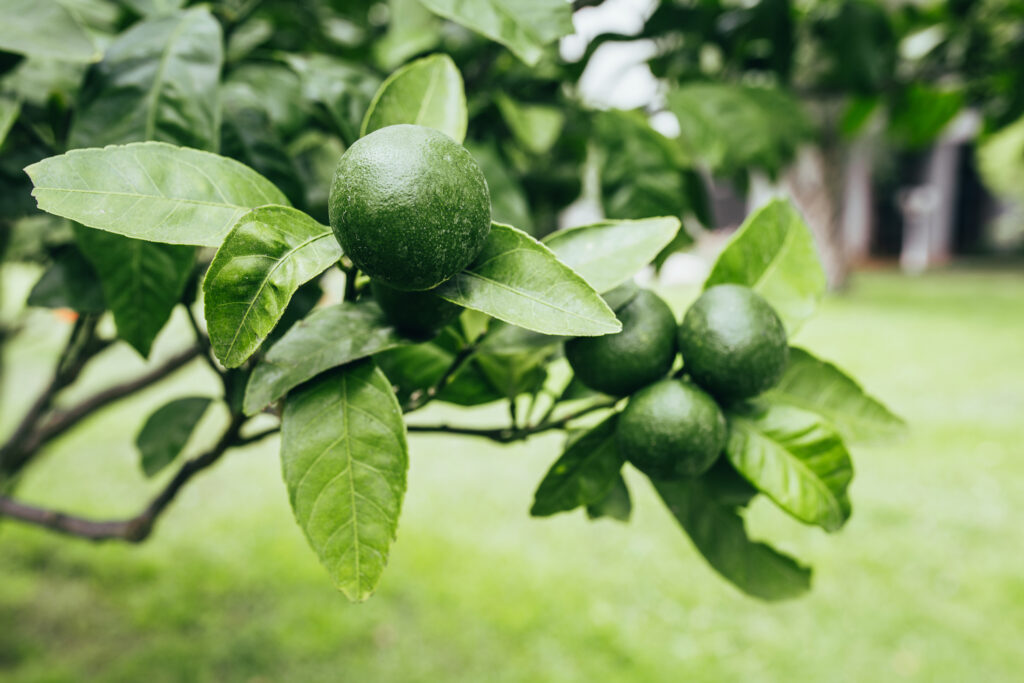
[4,346,203,475]
[0,416,247,542]
[407,398,618,443]
[403,332,489,413]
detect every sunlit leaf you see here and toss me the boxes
[0,0,99,62]
[704,199,826,333]
[434,223,621,337]
[204,206,341,368]
[26,142,289,247]
[281,362,408,602]
[361,53,467,143]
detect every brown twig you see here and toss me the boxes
[407,398,618,443]
[403,332,488,413]
[0,416,247,542]
[5,346,203,475]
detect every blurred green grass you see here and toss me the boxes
[1,269,1023,682]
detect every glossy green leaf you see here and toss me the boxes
[0,0,99,62]
[243,300,406,416]
[75,226,194,357]
[543,217,681,293]
[135,396,211,477]
[26,142,289,247]
[434,223,621,337]
[765,348,905,444]
[725,402,854,532]
[496,94,564,155]
[0,94,21,147]
[204,206,342,368]
[373,0,441,70]
[653,475,812,601]
[361,53,467,143]
[704,199,826,333]
[283,54,380,145]
[27,247,105,313]
[418,0,573,66]
[69,8,222,151]
[281,362,408,602]
[531,416,623,517]
[585,473,631,522]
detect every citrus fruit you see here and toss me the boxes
[564,288,677,396]
[616,378,726,478]
[371,279,461,338]
[329,124,491,291]
[678,284,788,401]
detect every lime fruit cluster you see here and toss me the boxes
[329,124,491,292]
[566,283,789,480]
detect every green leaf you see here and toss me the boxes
[0,0,99,62]
[120,0,186,17]
[283,54,380,145]
[531,416,623,517]
[373,0,441,70]
[725,402,854,532]
[243,300,406,416]
[27,247,105,313]
[434,223,621,337]
[496,94,565,155]
[543,217,681,293]
[373,335,502,408]
[652,475,811,601]
[765,347,905,444]
[75,226,194,357]
[667,84,810,176]
[704,199,826,333]
[361,53,467,143]
[281,362,408,602]
[26,142,289,247]
[977,115,1024,201]
[135,396,211,477]
[0,94,21,148]
[585,473,631,522]
[204,206,342,368]
[69,8,223,151]
[418,0,573,66]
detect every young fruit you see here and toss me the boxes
[329,124,491,291]
[678,284,788,401]
[564,289,677,397]
[616,378,726,478]
[371,279,461,338]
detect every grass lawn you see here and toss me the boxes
[1,269,1023,682]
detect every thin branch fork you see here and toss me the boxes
[2,345,203,476]
[407,398,619,443]
[0,416,278,542]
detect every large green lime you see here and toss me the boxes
[564,288,677,397]
[616,378,726,478]
[371,279,461,338]
[678,284,788,401]
[329,124,491,291]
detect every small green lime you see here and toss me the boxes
[616,378,726,478]
[678,284,788,401]
[564,289,677,396]
[371,279,461,338]
[329,124,491,291]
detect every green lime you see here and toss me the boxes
[616,378,726,478]
[564,288,677,397]
[329,124,491,291]
[678,284,788,401]
[371,279,461,338]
